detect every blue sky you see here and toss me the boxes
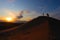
[0,0,60,20]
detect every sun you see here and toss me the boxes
[6,17,12,21]
[5,17,13,22]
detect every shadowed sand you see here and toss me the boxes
[0,16,60,40]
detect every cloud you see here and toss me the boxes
[20,11,42,21]
[3,9,30,18]
[3,8,42,21]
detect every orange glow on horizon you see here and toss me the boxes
[3,17,16,22]
[0,16,32,22]
[5,17,13,22]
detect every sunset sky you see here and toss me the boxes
[0,0,60,21]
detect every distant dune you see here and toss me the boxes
[0,16,60,40]
[0,22,24,30]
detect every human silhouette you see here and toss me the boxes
[43,13,44,16]
[47,13,49,17]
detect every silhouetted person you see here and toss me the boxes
[43,13,44,16]
[47,13,49,17]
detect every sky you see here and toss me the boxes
[0,0,60,21]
